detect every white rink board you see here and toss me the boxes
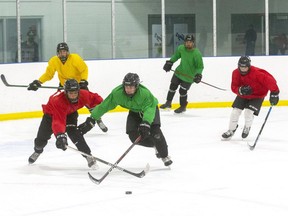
[0,56,287,114]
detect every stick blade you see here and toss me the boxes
[137,163,150,178]
[88,172,102,185]
[1,74,28,88]
[1,74,9,86]
[247,142,256,151]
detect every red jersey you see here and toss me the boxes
[231,66,279,99]
[42,89,103,135]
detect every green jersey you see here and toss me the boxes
[170,44,204,83]
[90,84,158,124]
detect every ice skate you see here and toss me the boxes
[159,101,172,109]
[174,106,186,114]
[96,118,108,132]
[174,101,187,114]
[28,152,41,164]
[86,156,99,170]
[161,156,173,166]
[221,125,238,141]
[242,126,251,139]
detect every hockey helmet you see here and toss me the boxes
[238,56,251,75]
[64,79,80,103]
[122,73,140,97]
[184,34,195,42]
[122,73,140,88]
[57,42,69,63]
[57,42,69,53]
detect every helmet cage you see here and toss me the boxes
[57,42,69,53]
[57,42,69,63]
[64,79,80,103]
[238,56,251,75]
[122,73,140,97]
[122,73,140,88]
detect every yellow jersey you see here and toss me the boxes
[39,53,88,86]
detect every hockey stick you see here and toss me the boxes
[66,145,149,178]
[88,136,142,185]
[248,106,273,151]
[199,80,228,91]
[1,74,62,90]
[170,70,227,91]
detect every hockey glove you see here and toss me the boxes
[56,133,67,151]
[79,79,89,90]
[78,117,96,135]
[138,121,151,140]
[238,85,252,95]
[269,91,279,106]
[163,61,173,72]
[28,80,41,91]
[193,74,202,84]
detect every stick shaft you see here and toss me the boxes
[169,70,227,91]
[88,136,142,184]
[66,145,147,178]
[200,80,227,91]
[1,74,62,89]
[249,106,273,150]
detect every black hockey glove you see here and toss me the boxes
[193,74,202,84]
[269,91,279,106]
[138,121,151,140]
[27,80,41,91]
[78,117,96,135]
[238,85,252,95]
[163,61,173,72]
[79,79,89,90]
[56,133,67,151]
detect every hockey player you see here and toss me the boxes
[78,73,173,166]
[28,79,103,169]
[27,42,108,132]
[222,56,279,140]
[160,34,204,113]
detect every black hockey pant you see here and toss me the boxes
[166,74,192,106]
[126,107,169,158]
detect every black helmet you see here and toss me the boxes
[238,56,251,67]
[57,42,69,53]
[57,42,69,63]
[184,34,195,42]
[64,79,79,92]
[122,73,140,88]
[238,56,251,75]
[64,79,80,103]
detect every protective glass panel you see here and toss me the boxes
[218,0,265,56]
[269,0,288,55]
[66,1,112,59]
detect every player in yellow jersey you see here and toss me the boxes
[27,42,108,132]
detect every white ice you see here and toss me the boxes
[1,107,288,216]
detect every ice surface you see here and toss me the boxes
[1,107,288,216]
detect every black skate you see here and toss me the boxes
[174,106,186,114]
[161,156,173,166]
[221,125,238,141]
[242,126,251,139]
[28,152,41,164]
[96,118,108,132]
[160,101,172,109]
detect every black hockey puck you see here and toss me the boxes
[125,191,132,195]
